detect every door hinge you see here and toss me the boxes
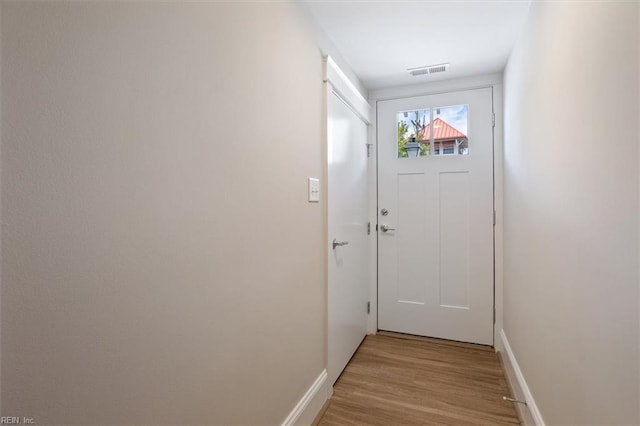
[367,222,371,235]
[493,308,496,324]
[366,143,373,158]
[493,210,496,226]
[367,301,371,314]
[491,112,495,128]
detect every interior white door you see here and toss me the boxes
[328,89,369,385]
[377,88,494,345]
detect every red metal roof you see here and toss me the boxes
[419,118,466,141]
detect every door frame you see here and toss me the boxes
[367,74,505,348]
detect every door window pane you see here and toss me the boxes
[433,105,469,156]
[397,109,430,158]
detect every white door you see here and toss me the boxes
[328,88,369,385]
[377,88,494,345]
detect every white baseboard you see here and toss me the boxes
[499,330,545,426]
[282,369,329,426]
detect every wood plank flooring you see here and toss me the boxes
[318,334,520,425]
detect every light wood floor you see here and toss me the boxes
[318,334,520,425]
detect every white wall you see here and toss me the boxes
[1,2,338,424]
[503,1,639,424]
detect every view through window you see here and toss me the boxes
[397,105,469,158]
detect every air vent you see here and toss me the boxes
[407,67,430,76]
[407,63,450,77]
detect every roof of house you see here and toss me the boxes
[419,118,466,141]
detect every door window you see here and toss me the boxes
[397,105,469,158]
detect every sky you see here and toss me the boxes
[398,104,468,137]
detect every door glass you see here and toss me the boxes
[433,105,469,156]
[397,109,430,158]
[397,105,469,157]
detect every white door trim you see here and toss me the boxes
[324,56,371,125]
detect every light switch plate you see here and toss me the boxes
[308,177,320,202]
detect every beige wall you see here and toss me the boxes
[503,1,639,424]
[1,2,330,424]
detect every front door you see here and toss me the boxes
[377,88,494,345]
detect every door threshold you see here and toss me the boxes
[377,330,494,352]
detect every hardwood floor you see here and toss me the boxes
[318,334,520,425]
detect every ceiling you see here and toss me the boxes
[304,0,532,91]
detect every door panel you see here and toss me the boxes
[328,89,368,385]
[396,172,430,304]
[377,88,494,345]
[439,171,470,309]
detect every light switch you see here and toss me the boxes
[308,177,320,202]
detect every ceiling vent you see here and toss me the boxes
[407,63,450,77]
